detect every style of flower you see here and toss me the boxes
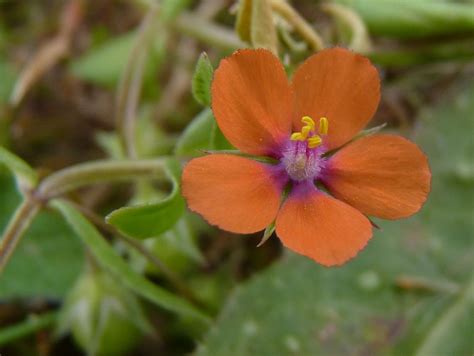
[182,47,431,266]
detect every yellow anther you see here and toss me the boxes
[290,132,305,141]
[300,125,312,138]
[290,116,329,147]
[319,117,329,135]
[301,116,316,130]
[307,135,322,148]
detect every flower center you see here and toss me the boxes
[280,116,329,182]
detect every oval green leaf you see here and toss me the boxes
[106,158,185,239]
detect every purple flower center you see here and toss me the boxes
[280,140,325,182]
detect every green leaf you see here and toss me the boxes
[175,109,214,156]
[211,121,234,151]
[175,109,233,157]
[106,158,185,239]
[130,214,205,275]
[192,53,213,107]
[70,31,166,88]
[0,146,38,188]
[196,82,474,355]
[51,199,210,324]
[0,172,83,299]
[334,0,474,38]
[70,32,136,87]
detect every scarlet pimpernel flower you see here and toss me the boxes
[182,48,431,266]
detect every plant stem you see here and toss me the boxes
[68,200,201,306]
[270,0,324,51]
[0,311,58,346]
[0,198,41,273]
[173,12,246,52]
[37,159,167,198]
[116,5,160,158]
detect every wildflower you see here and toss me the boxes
[182,48,431,266]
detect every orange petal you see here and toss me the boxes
[212,49,293,156]
[275,184,372,266]
[323,134,431,220]
[182,154,284,234]
[292,47,380,150]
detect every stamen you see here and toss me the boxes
[301,116,316,130]
[290,132,305,141]
[300,125,312,138]
[290,115,329,148]
[319,117,329,135]
[307,135,322,148]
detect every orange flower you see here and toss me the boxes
[182,48,431,266]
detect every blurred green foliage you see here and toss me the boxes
[1,0,474,354]
[59,268,151,356]
[69,31,166,90]
[0,172,83,298]
[335,0,474,38]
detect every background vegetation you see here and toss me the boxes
[0,0,473,355]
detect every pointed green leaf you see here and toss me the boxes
[106,158,185,239]
[192,53,214,106]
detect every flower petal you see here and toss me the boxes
[292,47,380,150]
[323,134,431,219]
[275,183,372,266]
[211,49,293,156]
[182,154,284,233]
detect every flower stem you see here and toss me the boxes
[0,197,41,273]
[37,159,167,198]
[67,200,202,306]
